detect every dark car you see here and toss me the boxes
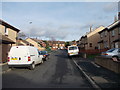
[40,51,49,61]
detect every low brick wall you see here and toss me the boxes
[95,56,120,74]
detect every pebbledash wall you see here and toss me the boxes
[95,56,120,74]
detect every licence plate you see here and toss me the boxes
[11,57,18,60]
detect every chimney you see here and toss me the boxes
[114,15,117,22]
[90,25,92,32]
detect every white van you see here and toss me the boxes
[8,46,43,70]
[68,45,79,57]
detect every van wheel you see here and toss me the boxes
[30,63,35,70]
[9,67,14,70]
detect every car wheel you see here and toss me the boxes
[30,63,35,70]
[112,56,118,61]
[46,57,48,60]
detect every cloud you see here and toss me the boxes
[23,23,80,40]
[103,3,118,13]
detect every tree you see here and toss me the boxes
[17,32,26,40]
[65,42,70,48]
[43,40,51,51]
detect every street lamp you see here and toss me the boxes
[29,22,32,46]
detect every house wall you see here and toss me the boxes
[0,24,17,46]
[0,25,5,34]
[26,38,37,47]
[1,44,12,63]
[86,26,105,50]
[0,44,2,63]
[99,30,110,49]
[109,27,120,48]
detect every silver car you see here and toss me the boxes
[101,48,120,61]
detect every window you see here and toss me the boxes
[89,43,92,47]
[105,31,107,36]
[5,27,8,35]
[104,41,108,48]
[100,33,103,38]
[107,48,115,52]
[115,42,118,48]
[111,30,115,36]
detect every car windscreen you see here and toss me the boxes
[40,51,47,55]
[69,46,77,50]
[107,48,116,52]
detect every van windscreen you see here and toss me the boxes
[69,47,77,50]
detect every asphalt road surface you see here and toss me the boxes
[2,50,92,88]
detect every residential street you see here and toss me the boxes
[2,50,92,88]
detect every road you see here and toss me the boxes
[2,50,92,88]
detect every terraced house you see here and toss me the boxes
[0,19,20,63]
[17,39,34,46]
[78,26,105,50]
[98,20,120,49]
[26,38,45,51]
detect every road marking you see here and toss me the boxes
[72,58,101,90]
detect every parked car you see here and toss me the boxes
[67,45,79,57]
[8,46,44,70]
[101,48,120,61]
[39,51,49,61]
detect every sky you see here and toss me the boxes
[1,0,119,41]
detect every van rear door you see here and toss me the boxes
[9,46,29,64]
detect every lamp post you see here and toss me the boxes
[29,22,32,46]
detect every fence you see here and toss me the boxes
[79,49,109,54]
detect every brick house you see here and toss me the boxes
[26,38,45,51]
[47,41,65,50]
[17,39,34,46]
[98,20,120,49]
[85,26,105,50]
[0,19,20,63]
[108,20,120,48]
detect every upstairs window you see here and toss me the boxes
[104,31,107,36]
[100,33,103,38]
[111,30,115,36]
[5,27,8,36]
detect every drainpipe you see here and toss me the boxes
[108,29,111,49]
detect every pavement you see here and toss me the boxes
[0,63,11,74]
[72,57,120,89]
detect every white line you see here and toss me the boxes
[72,59,101,90]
